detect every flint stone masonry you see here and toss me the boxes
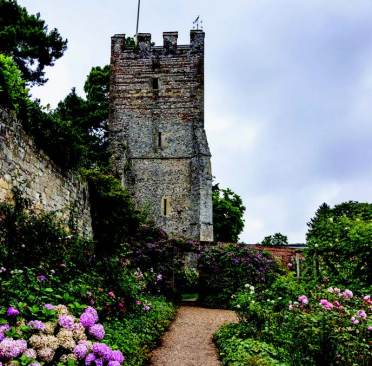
[109,30,213,241]
[0,109,92,237]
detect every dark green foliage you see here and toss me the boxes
[0,0,67,85]
[214,323,288,366]
[129,238,201,299]
[227,278,371,366]
[20,98,88,169]
[83,169,142,256]
[54,65,110,167]
[305,201,372,288]
[212,184,245,242]
[0,190,94,270]
[198,244,282,308]
[104,297,176,366]
[260,233,288,247]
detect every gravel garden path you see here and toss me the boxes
[149,305,238,366]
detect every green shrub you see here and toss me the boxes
[104,296,176,366]
[228,281,371,366]
[0,193,94,270]
[198,244,282,308]
[83,169,143,256]
[214,323,288,366]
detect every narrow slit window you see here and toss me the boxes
[163,198,167,216]
[152,77,159,90]
[158,132,162,148]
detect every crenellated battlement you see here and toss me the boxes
[111,30,204,57]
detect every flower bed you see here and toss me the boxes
[215,274,371,366]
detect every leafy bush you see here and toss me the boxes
[83,169,143,256]
[129,238,201,299]
[0,193,94,270]
[228,282,371,366]
[214,323,288,366]
[104,296,176,366]
[198,244,282,308]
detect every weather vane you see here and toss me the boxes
[193,16,203,30]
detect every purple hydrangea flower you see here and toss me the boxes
[44,303,55,310]
[143,305,151,311]
[58,315,75,330]
[37,274,47,282]
[85,307,98,317]
[80,311,98,328]
[0,338,27,358]
[6,307,20,317]
[89,324,105,340]
[108,362,121,366]
[95,359,104,366]
[92,343,111,360]
[85,353,96,365]
[28,320,45,330]
[110,350,125,363]
[74,344,88,360]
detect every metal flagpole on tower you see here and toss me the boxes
[135,0,141,43]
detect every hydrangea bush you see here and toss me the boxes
[198,243,283,308]
[0,304,125,366]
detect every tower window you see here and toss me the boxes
[152,77,159,90]
[162,197,171,217]
[163,198,167,216]
[158,132,162,148]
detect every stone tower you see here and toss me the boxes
[109,30,213,241]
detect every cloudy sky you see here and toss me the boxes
[19,0,372,243]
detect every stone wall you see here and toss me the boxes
[0,109,92,237]
[109,30,213,241]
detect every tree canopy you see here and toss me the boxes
[260,233,288,247]
[53,65,110,167]
[305,201,372,287]
[0,0,67,85]
[212,184,246,242]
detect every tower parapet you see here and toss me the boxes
[109,30,213,241]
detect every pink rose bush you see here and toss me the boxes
[0,304,125,365]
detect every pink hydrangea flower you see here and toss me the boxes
[298,295,309,305]
[319,299,334,310]
[356,310,367,319]
[341,289,353,299]
[351,316,359,325]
